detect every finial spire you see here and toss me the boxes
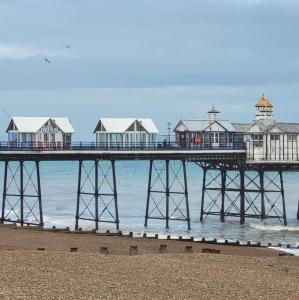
[208,104,220,120]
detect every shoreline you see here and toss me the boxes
[0,226,298,299]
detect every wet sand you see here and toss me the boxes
[0,227,298,299]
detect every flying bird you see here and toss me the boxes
[64,45,70,49]
[44,57,51,63]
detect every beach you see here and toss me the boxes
[0,227,298,299]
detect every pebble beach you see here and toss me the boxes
[0,227,298,299]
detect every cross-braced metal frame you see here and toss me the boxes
[1,160,43,226]
[75,160,119,230]
[144,159,191,230]
[199,162,287,225]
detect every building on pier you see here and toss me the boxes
[94,118,158,147]
[246,95,299,161]
[173,105,247,148]
[6,117,74,146]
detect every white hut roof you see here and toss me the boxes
[94,118,159,134]
[7,117,75,133]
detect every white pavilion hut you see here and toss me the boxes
[94,118,158,148]
[6,117,75,147]
[245,96,299,161]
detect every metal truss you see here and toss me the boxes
[75,160,119,230]
[1,161,43,226]
[144,159,191,230]
[199,162,287,225]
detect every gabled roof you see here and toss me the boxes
[94,118,159,134]
[231,123,252,133]
[174,119,237,132]
[6,117,75,133]
[275,123,299,133]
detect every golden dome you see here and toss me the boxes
[255,95,273,108]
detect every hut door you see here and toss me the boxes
[179,132,186,146]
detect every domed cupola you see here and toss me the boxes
[255,94,273,120]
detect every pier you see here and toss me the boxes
[0,143,296,230]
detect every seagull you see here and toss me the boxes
[44,57,51,63]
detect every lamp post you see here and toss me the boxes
[167,122,171,145]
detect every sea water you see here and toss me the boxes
[0,161,298,246]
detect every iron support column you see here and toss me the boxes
[36,161,43,227]
[200,167,207,222]
[75,160,82,231]
[144,160,153,227]
[95,160,99,230]
[165,160,170,229]
[182,160,191,230]
[20,161,24,226]
[279,171,287,226]
[111,160,120,230]
[259,170,266,221]
[220,168,226,222]
[1,161,8,223]
[240,169,245,225]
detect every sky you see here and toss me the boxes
[0,0,299,140]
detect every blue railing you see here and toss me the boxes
[0,141,246,152]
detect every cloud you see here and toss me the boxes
[0,44,72,60]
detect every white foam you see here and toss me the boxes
[269,247,299,256]
[249,223,299,232]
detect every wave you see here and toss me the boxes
[250,223,299,232]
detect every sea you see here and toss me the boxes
[1,161,298,247]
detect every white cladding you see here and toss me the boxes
[95,118,158,133]
[8,117,74,133]
[94,118,158,146]
[7,117,74,144]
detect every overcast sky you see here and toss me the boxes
[0,0,299,140]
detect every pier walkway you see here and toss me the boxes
[0,141,297,230]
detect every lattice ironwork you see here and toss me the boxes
[199,163,287,225]
[1,161,43,226]
[75,160,119,230]
[144,159,191,230]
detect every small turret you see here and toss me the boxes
[255,94,273,120]
[208,105,220,121]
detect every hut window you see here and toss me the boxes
[287,135,297,142]
[270,134,279,141]
[252,134,263,147]
[211,132,219,143]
